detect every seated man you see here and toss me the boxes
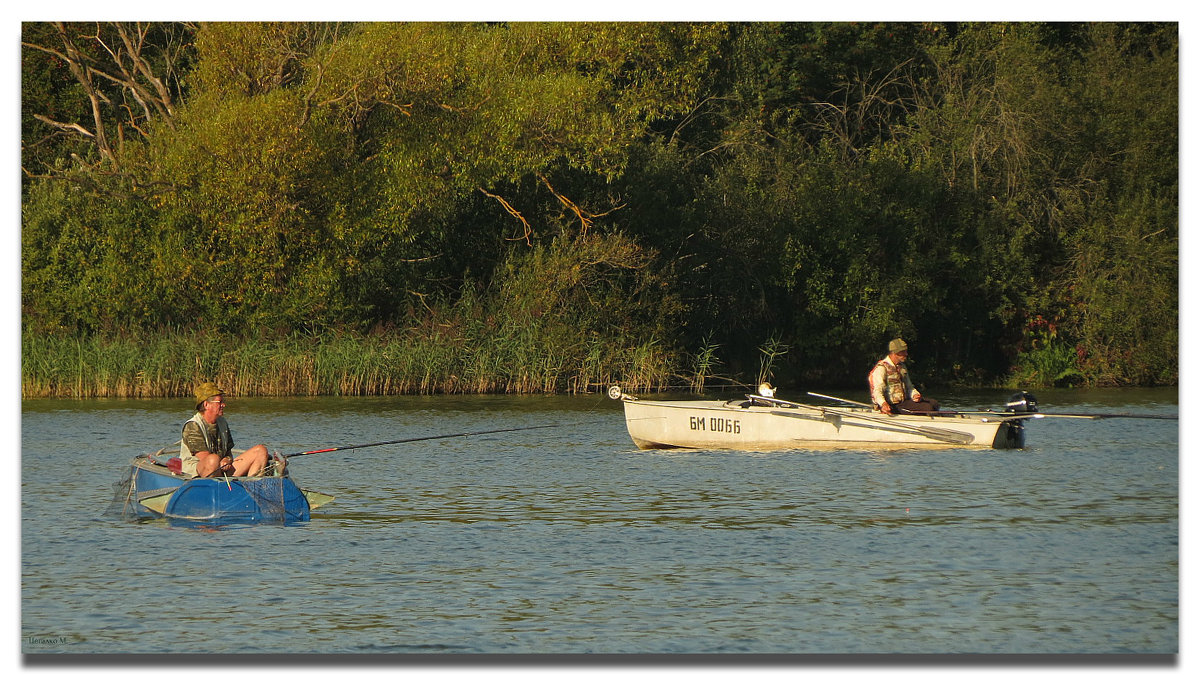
[180,382,273,478]
[869,338,939,415]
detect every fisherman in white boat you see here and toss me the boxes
[869,338,940,415]
[180,382,276,478]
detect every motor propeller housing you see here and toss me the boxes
[1005,391,1039,414]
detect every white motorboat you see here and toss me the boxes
[609,387,1037,451]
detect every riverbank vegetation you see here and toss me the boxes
[21,22,1177,397]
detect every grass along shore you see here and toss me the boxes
[21,330,680,399]
[25,328,1131,400]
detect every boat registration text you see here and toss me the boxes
[689,416,742,434]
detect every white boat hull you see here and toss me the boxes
[621,398,1025,451]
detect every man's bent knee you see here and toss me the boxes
[231,445,269,476]
[196,453,221,478]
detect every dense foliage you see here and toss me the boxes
[21,21,1177,395]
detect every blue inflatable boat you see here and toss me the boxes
[120,444,334,524]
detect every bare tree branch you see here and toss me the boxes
[479,187,535,246]
[538,173,626,238]
[53,22,119,167]
[32,114,95,138]
[24,21,192,172]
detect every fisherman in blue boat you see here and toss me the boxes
[869,338,940,415]
[181,382,274,478]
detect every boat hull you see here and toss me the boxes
[126,455,331,524]
[622,399,1024,451]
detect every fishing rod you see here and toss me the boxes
[1013,412,1178,420]
[284,423,564,458]
[805,391,873,408]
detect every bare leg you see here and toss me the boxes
[231,444,269,477]
[195,451,222,478]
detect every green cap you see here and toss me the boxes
[194,382,225,408]
[888,338,908,353]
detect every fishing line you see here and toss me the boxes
[285,422,589,458]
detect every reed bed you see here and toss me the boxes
[21,328,683,399]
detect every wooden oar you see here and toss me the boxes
[751,394,975,445]
[283,423,563,458]
[821,407,975,445]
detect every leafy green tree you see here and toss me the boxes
[24,22,727,331]
[454,231,683,391]
[1051,23,1177,385]
[20,21,1177,390]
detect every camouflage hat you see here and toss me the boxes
[888,338,909,353]
[194,382,226,408]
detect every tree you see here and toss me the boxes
[21,21,195,176]
[20,21,1177,388]
[1053,23,1178,384]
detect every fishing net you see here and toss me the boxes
[104,463,142,521]
[239,474,292,521]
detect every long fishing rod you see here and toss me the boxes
[805,391,873,408]
[284,423,564,458]
[1016,412,1178,420]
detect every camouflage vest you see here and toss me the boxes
[183,411,234,456]
[178,411,235,474]
[875,358,908,404]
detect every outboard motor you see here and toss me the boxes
[996,391,1037,448]
[1005,391,1039,414]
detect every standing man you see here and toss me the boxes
[181,382,274,478]
[869,338,939,415]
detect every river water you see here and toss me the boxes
[20,388,1178,656]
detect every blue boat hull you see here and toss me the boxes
[128,454,317,524]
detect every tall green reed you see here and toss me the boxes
[22,326,685,399]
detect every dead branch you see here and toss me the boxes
[52,22,119,167]
[32,114,95,138]
[537,173,626,237]
[24,21,191,172]
[479,187,534,246]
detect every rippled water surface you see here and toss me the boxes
[21,389,1177,654]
